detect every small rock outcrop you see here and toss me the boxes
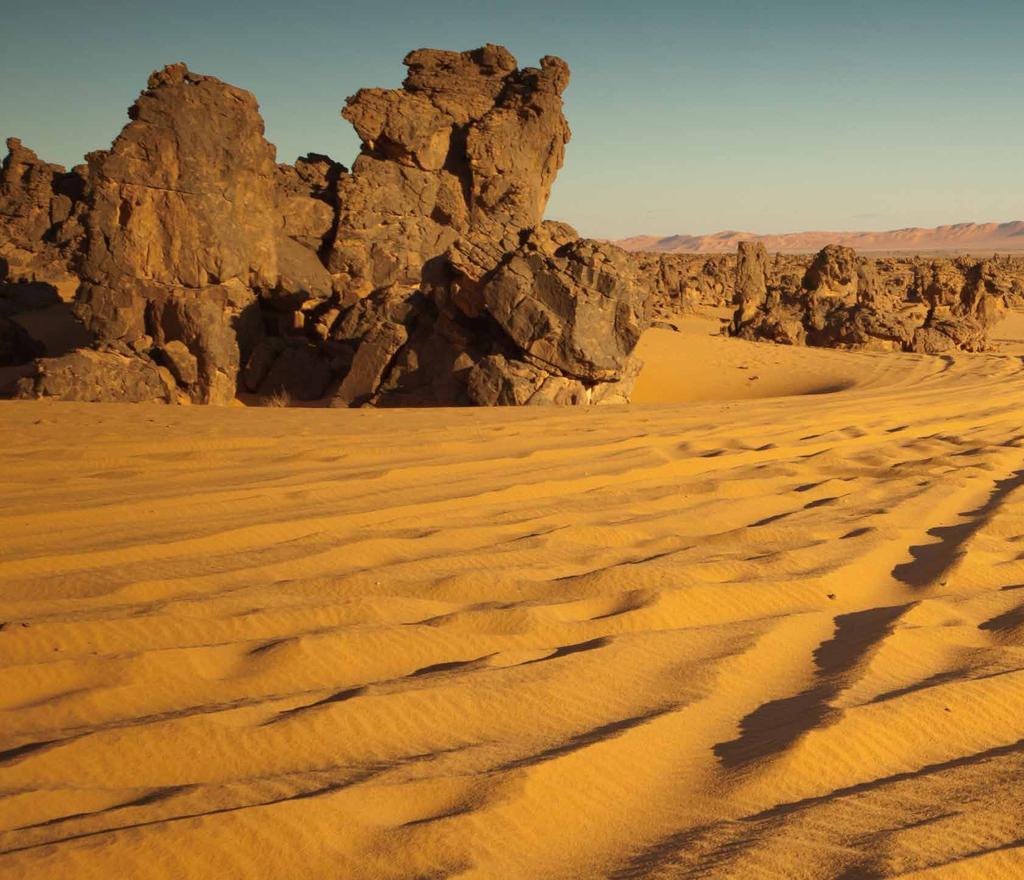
[0,138,81,265]
[728,244,1007,353]
[64,63,335,403]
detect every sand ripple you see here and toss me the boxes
[1,335,1024,878]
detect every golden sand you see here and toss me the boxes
[2,317,1024,878]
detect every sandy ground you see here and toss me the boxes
[2,320,1024,878]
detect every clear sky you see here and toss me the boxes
[2,0,1022,239]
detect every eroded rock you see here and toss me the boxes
[328,45,571,297]
[15,348,177,403]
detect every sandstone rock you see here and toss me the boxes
[242,338,285,393]
[72,65,279,300]
[479,224,649,383]
[147,282,261,404]
[912,319,988,355]
[275,154,346,254]
[159,339,198,386]
[327,45,571,298]
[802,244,871,300]
[14,348,177,403]
[466,354,546,406]
[256,343,332,401]
[4,48,654,408]
[732,241,769,327]
[57,63,339,403]
[590,356,643,405]
[0,138,80,254]
[332,321,409,407]
[909,257,1004,353]
[728,244,972,353]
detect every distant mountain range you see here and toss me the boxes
[616,221,1024,255]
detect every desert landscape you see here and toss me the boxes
[3,5,1024,878]
[3,315,1024,878]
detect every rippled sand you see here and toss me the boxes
[2,321,1024,879]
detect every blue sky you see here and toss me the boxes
[2,0,1022,238]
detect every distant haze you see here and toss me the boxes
[618,221,1024,255]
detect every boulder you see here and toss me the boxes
[332,321,409,407]
[14,348,177,403]
[478,224,649,383]
[158,339,199,386]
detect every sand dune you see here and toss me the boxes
[2,324,1024,878]
[619,220,1024,254]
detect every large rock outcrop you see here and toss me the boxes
[5,47,651,407]
[64,63,339,403]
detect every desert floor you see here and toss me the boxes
[2,315,1024,879]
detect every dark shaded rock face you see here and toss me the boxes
[477,223,648,384]
[15,349,177,403]
[4,46,650,406]
[727,244,1009,353]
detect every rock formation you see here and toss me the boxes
[726,244,1011,353]
[63,62,338,404]
[3,47,650,407]
[0,138,81,266]
[7,48,1020,405]
[329,46,571,296]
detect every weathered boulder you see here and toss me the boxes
[158,339,199,386]
[14,348,177,403]
[467,354,587,406]
[332,322,410,406]
[477,223,649,383]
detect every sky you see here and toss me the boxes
[2,0,1022,239]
